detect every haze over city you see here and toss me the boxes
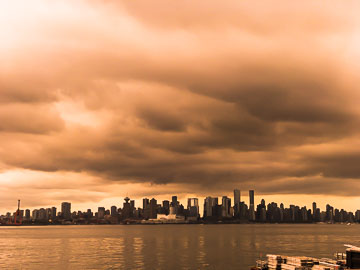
[1,1,360,214]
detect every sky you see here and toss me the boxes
[1,1,360,214]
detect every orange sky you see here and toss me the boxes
[1,1,360,214]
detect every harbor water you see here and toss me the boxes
[0,224,359,269]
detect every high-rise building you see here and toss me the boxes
[301,206,308,222]
[32,209,39,220]
[234,189,240,204]
[46,208,51,220]
[61,202,71,220]
[171,196,178,207]
[149,198,157,219]
[312,202,316,217]
[256,199,266,222]
[98,207,105,219]
[260,208,266,222]
[39,208,47,220]
[234,189,241,217]
[249,190,254,205]
[130,200,135,210]
[18,210,24,220]
[204,197,218,218]
[51,207,57,220]
[221,196,231,218]
[279,204,284,222]
[162,200,170,215]
[249,190,255,221]
[143,198,149,210]
[356,210,360,222]
[86,209,93,218]
[25,209,31,220]
[326,204,334,222]
[170,196,179,215]
[123,197,131,219]
[142,198,150,219]
[111,206,117,217]
[187,198,199,217]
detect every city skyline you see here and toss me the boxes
[2,189,360,226]
[2,189,360,222]
[2,1,360,213]
[3,187,360,216]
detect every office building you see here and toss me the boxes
[51,207,57,220]
[98,207,105,219]
[249,190,255,221]
[130,200,135,210]
[61,202,71,220]
[312,202,316,217]
[170,196,179,215]
[234,189,240,217]
[32,209,39,220]
[111,206,117,217]
[187,198,199,217]
[204,197,218,218]
[222,196,231,218]
[143,198,149,210]
[123,197,131,219]
[149,198,157,219]
[171,196,178,206]
[25,209,30,220]
[39,208,47,220]
[162,200,170,215]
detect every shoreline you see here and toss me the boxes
[0,222,356,227]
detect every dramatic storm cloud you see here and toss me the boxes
[1,0,360,211]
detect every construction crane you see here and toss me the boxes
[13,199,22,225]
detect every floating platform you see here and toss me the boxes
[251,244,360,270]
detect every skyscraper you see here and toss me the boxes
[111,206,117,217]
[249,190,255,221]
[98,207,105,219]
[39,208,46,220]
[312,202,317,220]
[187,198,199,217]
[234,189,240,217]
[51,207,57,220]
[61,202,71,220]
[86,209,93,218]
[123,197,131,219]
[204,197,218,218]
[32,209,39,220]
[326,204,334,222]
[162,200,170,215]
[222,196,231,217]
[149,198,157,219]
[130,200,135,210]
[171,196,178,207]
[25,209,30,220]
[249,190,254,205]
[143,198,149,210]
[170,196,179,215]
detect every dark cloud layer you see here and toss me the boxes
[1,0,360,208]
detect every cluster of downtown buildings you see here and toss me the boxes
[0,190,359,225]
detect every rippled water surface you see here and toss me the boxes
[0,224,359,269]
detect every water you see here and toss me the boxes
[0,224,358,269]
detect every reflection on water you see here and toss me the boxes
[133,237,144,269]
[0,224,359,269]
